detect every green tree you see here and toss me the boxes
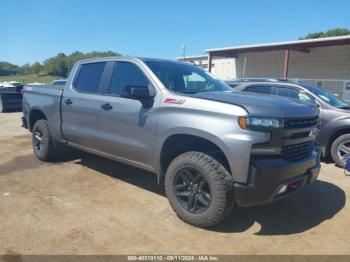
[43,50,121,77]
[300,28,350,40]
[0,62,19,76]
[31,62,43,76]
[0,50,121,77]
[44,53,68,77]
[18,64,31,75]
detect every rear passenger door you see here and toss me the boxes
[61,61,111,150]
[97,61,158,169]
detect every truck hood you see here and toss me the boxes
[333,107,350,114]
[190,91,319,118]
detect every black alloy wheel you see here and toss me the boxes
[173,167,212,214]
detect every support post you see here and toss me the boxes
[283,49,290,79]
[208,53,213,73]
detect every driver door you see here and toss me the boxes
[97,61,159,169]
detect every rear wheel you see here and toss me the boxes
[32,119,61,161]
[165,151,234,228]
[331,134,350,168]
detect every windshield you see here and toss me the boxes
[301,83,350,109]
[145,61,231,94]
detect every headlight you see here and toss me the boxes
[238,116,284,130]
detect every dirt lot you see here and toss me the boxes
[0,112,349,255]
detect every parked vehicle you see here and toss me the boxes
[0,85,23,112]
[22,57,321,228]
[228,78,350,168]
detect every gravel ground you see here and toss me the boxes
[0,112,349,255]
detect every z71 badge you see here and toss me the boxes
[164,98,185,105]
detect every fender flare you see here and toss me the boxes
[154,127,233,182]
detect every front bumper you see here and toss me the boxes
[234,147,321,207]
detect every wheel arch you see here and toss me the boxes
[326,127,350,157]
[156,130,232,183]
[28,109,47,131]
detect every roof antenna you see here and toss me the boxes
[180,45,186,61]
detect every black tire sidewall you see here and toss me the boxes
[165,151,232,228]
[32,120,53,161]
[331,134,350,168]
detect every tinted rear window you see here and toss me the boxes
[243,85,274,95]
[75,62,106,93]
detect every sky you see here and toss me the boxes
[1,0,350,65]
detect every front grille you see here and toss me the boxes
[284,117,318,129]
[281,141,314,160]
[289,132,310,139]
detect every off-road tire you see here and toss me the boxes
[331,134,350,168]
[165,151,234,228]
[32,119,61,161]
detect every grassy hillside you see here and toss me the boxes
[0,74,60,84]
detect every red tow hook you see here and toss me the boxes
[288,183,299,189]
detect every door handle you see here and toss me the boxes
[64,99,73,105]
[101,103,113,111]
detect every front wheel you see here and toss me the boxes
[165,151,234,228]
[331,134,350,168]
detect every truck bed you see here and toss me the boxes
[24,84,64,92]
[23,84,64,140]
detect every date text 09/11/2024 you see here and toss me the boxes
[127,255,219,261]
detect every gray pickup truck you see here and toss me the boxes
[22,57,321,228]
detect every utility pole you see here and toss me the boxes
[180,45,186,61]
[242,57,247,78]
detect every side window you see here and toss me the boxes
[298,92,314,102]
[109,62,149,95]
[277,87,299,100]
[298,90,320,107]
[75,62,106,93]
[243,85,274,95]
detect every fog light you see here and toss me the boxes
[277,185,288,194]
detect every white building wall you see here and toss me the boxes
[211,57,236,80]
[177,56,236,80]
[177,56,209,69]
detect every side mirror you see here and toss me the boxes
[130,87,151,98]
[313,99,322,108]
[309,99,321,108]
[122,85,154,108]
